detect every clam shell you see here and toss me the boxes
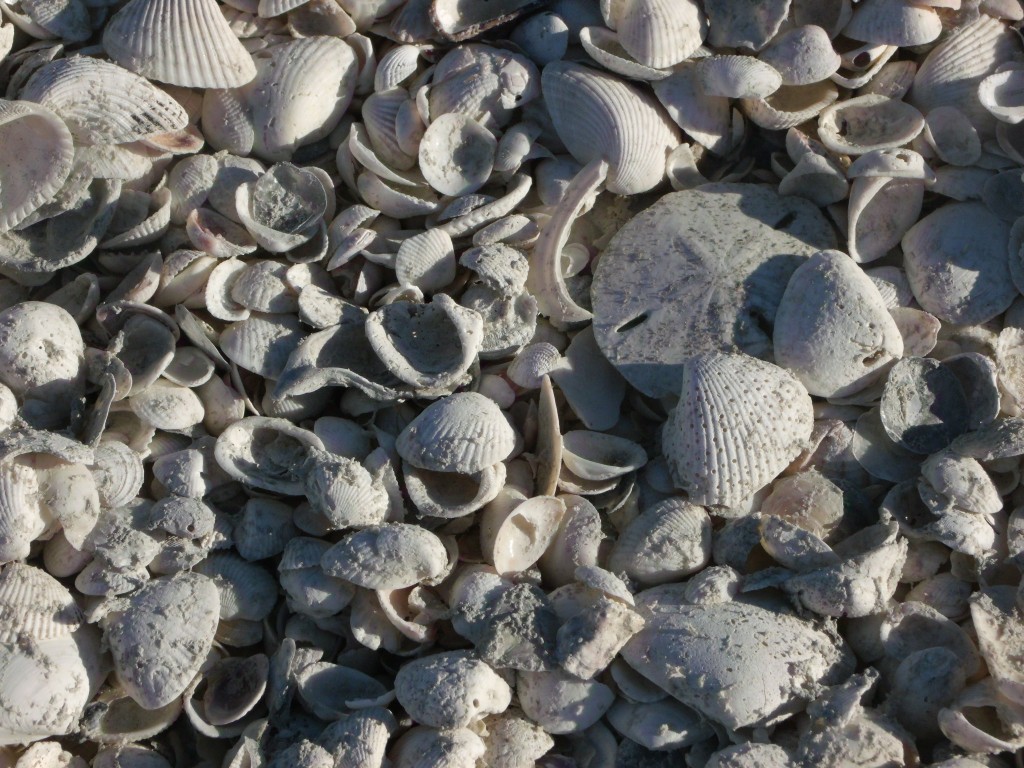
[606,697,710,751]
[396,392,515,474]
[970,587,1024,706]
[592,184,835,399]
[235,163,327,253]
[0,563,81,644]
[923,106,981,166]
[295,661,388,720]
[560,430,646,481]
[703,0,788,50]
[881,357,969,454]
[697,55,782,99]
[391,727,485,768]
[517,669,615,734]
[102,572,220,709]
[0,100,74,233]
[394,229,456,293]
[608,498,711,585]
[847,176,924,264]
[320,523,448,589]
[395,651,511,729]
[90,441,144,508]
[773,249,903,398]
[214,416,324,494]
[652,63,733,155]
[843,0,942,46]
[613,0,705,68]
[663,352,814,507]
[0,301,83,399]
[741,81,839,130]
[758,25,841,86]
[981,67,1024,125]
[902,201,1016,324]
[404,461,506,519]
[194,552,277,622]
[128,380,204,430]
[542,61,679,195]
[429,0,542,42]
[103,0,256,87]
[481,494,565,576]
[418,112,496,197]
[817,94,925,155]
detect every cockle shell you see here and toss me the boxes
[591,184,835,399]
[214,416,324,494]
[758,25,841,86]
[193,552,277,624]
[101,572,219,709]
[221,312,304,379]
[396,392,515,474]
[843,0,942,46]
[303,448,388,530]
[610,0,705,69]
[608,498,711,585]
[394,651,510,729]
[103,0,256,87]
[773,250,904,398]
[697,55,782,100]
[663,352,814,507]
[0,100,73,233]
[541,61,679,195]
[320,523,448,589]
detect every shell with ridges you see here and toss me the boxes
[394,650,511,729]
[608,498,712,585]
[320,523,448,589]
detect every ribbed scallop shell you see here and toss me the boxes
[362,88,417,170]
[396,392,516,473]
[614,0,705,68]
[663,352,814,506]
[102,572,220,710]
[542,61,679,195]
[193,551,277,622]
[697,55,782,99]
[21,58,189,146]
[0,461,47,564]
[221,312,304,379]
[229,261,297,313]
[608,499,711,585]
[365,295,482,391]
[320,523,448,589]
[90,440,145,508]
[129,380,205,430]
[774,250,903,398]
[0,563,81,644]
[0,100,74,233]
[909,14,1019,139]
[395,229,456,293]
[103,0,256,88]
[843,0,941,46]
[248,37,357,161]
[303,448,388,530]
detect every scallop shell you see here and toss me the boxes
[608,498,711,585]
[396,392,515,474]
[214,416,324,494]
[394,228,456,293]
[758,25,841,86]
[817,95,925,155]
[90,441,145,508]
[395,651,511,729]
[365,294,482,390]
[230,261,297,313]
[101,571,219,709]
[0,460,47,564]
[541,61,679,195]
[697,55,782,99]
[320,523,448,589]
[774,249,903,398]
[303,448,388,531]
[611,0,705,68]
[103,0,256,87]
[843,0,942,46]
[902,201,1016,324]
[0,100,74,233]
[221,312,304,379]
[663,352,814,507]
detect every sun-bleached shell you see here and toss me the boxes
[612,0,705,68]
[774,250,903,398]
[608,498,711,585]
[652,63,732,155]
[214,416,324,494]
[320,523,448,589]
[103,0,256,87]
[481,493,565,576]
[818,95,925,155]
[303,448,388,530]
[396,392,515,474]
[394,229,456,293]
[843,0,941,46]
[759,25,841,86]
[663,352,814,507]
[395,651,511,729]
[703,0,788,50]
[697,55,782,99]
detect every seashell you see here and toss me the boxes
[652,63,733,156]
[235,164,327,253]
[556,596,645,680]
[983,169,1024,222]
[603,0,704,69]
[295,661,389,720]
[214,416,323,494]
[741,81,840,130]
[778,151,848,206]
[103,0,256,87]
[773,249,903,398]
[847,176,924,264]
[356,171,440,219]
[507,342,562,390]
[881,357,969,454]
[902,201,1016,324]
[229,261,297,313]
[592,184,835,399]
[101,572,219,710]
[542,61,679,196]
[221,312,305,380]
[417,113,496,197]
[817,95,924,155]
[970,587,1024,706]
[321,523,448,588]
[843,0,942,46]
[186,208,257,258]
[980,66,1024,127]
[697,56,782,99]
[390,727,485,768]
[923,106,982,166]
[396,392,515,474]
[365,295,481,391]
[663,352,814,507]
[161,348,214,388]
[909,14,1019,139]
[938,679,1024,754]
[90,441,144,509]
[703,0,789,50]
[480,494,565,576]
[193,553,277,625]
[395,650,511,729]
[516,669,615,734]
[608,498,711,585]
[0,301,83,400]
[128,380,205,430]
[578,26,672,82]
[0,100,74,233]
[758,25,841,86]
[560,431,646,481]
[429,0,543,42]
[303,447,388,531]
[393,229,456,295]
[317,707,394,767]
[183,653,267,736]
[509,12,569,68]
[606,697,711,751]
[404,461,506,519]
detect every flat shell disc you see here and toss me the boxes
[591,183,836,398]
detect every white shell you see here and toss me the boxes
[758,25,841,86]
[608,498,711,585]
[418,113,496,197]
[214,416,324,494]
[320,523,448,588]
[394,651,511,728]
[817,94,925,155]
[697,55,782,99]
[517,669,615,734]
[843,0,942,46]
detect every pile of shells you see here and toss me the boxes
[5,0,1024,765]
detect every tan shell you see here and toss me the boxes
[663,352,814,507]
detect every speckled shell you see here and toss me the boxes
[396,392,515,474]
[663,352,814,507]
[394,651,511,729]
[102,572,220,709]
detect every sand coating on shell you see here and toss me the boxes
[0,301,84,396]
[663,352,814,507]
[591,183,836,399]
